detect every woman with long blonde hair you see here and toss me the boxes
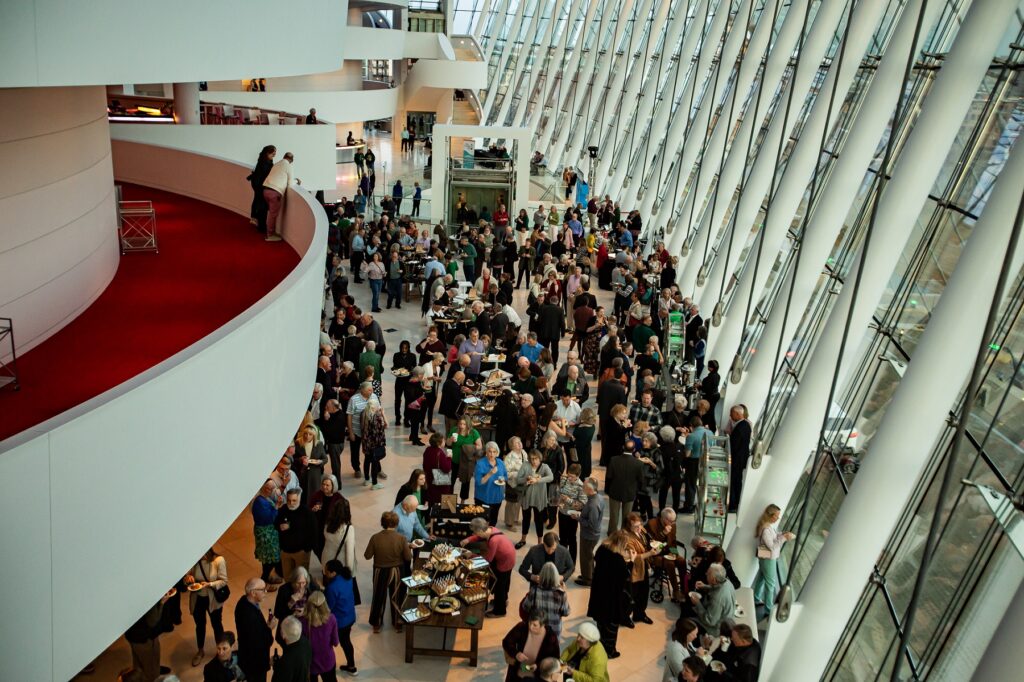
[752,504,795,617]
[303,591,340,682]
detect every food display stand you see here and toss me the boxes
[400,544,494,666]
[695,435,731,546]
[429,499,491,543]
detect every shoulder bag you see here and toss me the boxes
[198,560,231,603]
[333,525,362,605]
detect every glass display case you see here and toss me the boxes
[696,434,731,546]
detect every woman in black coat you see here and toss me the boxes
[587,530,634,658]
[247,145,275,232]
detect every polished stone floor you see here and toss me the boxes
[76,270,690,682]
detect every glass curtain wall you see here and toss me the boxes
[766,16,1024,678]
[825,266,1024,680]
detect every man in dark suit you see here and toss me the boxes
[235,578,276,682]
[685,304,703,362]
[728,405,752,512]
[596,369,628,466]
[605,442,644,533]
[536,294,566,363]
[272,616,312,682]
[439,370,466,434]
[490,303,510,344]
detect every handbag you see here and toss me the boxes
[432,465,452,486]
[198,561,230,603]
[756,545,773,560]
[333,525,362,605]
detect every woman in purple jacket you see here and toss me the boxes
[301,591,339,682]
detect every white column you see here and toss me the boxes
[637,0,754,224]
[528,0,581,133]
[493,0,546,126]
[599,0,692,196]
[512,0,564,128]
[593,0,667,182]
[669,0,811,281]
[624,0,728,213]
[728,0,943,423]
[547,0,616,170]
[727,0,1021,595]
[699,0,890,344]
[482,0,529,121]
[764,69,1024,680]
[172,82,200,124]
[970,576,1024,682]
[661,0,778,244]
[676,0,847,292]
[611,0,711,200]
[473,0,496,41]
[535,0,603,154]
[563,0,639,173]
[483,0,511,65]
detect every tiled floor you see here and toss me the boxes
[76,271,687,682]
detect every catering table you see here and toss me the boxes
[400,552,492,666]
[402,595,486,665]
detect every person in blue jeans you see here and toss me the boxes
[365,252,386,313]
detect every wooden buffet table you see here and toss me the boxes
[402,595,486,666]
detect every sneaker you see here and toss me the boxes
[372,483,385,490]
[363,479,371,487]
[344,666,358,676]
[264,234,283,242]
[378,472,388,480]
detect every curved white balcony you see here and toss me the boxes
[0,144,326,682]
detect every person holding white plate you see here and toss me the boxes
[475,441,508,526]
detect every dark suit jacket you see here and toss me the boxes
[730,419,752,467]
[552,375,590,404]
[536,303,565,341]
[270,637,312,682]
[234,598,273,677]
[439,378,463,418]
[606,454,644,502]
[596,380,627,421]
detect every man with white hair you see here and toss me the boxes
[234,578,276,682]
[574,477,605,586]
[689,563,737,634]
[272,615,311,681]
[647,506,684,602]
[309,383,323,420]
[346,382,374,476]
[393,495,431,542]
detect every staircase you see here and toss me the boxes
[453,98,479,124]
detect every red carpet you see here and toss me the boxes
[0,184,300,443]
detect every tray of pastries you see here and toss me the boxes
[458,504,487,515]
[460,586,488,605]
[403,603,432,623]
[431,574,461,596]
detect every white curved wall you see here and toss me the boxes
[0,0,347,87]
[110,121,339,191]
[0,144,326,682]
[0,86,119,360]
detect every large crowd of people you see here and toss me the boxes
[117,159,788,682]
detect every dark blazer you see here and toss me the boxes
[439,378,463,418]
[275,504,317,554]
[536,302,565,341]
[730,419,752,468]
[270,636,312,682]
[606,454,644,503]
[587,545,631,624]
[501,621,561,682]
[596,380,627,421]
[552,375,589,404]
[234,598,273,679]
